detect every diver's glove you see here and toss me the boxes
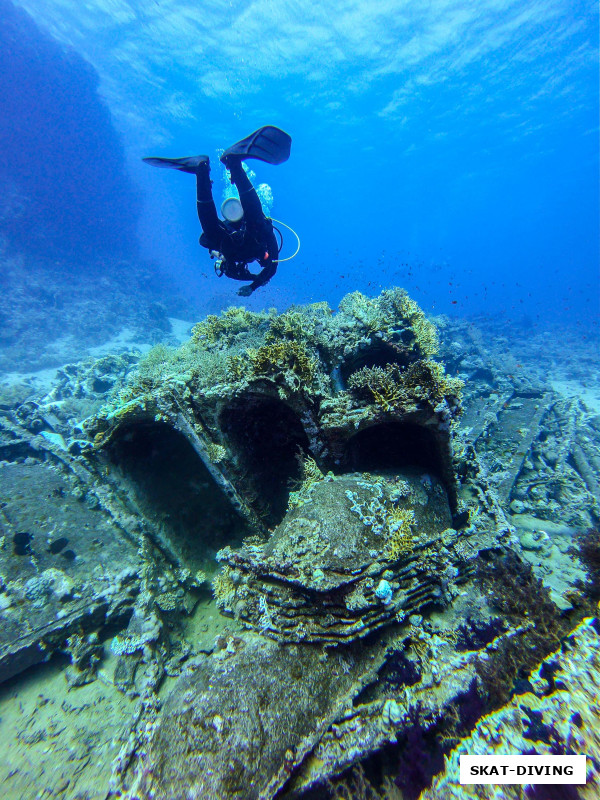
[237,285,254,297]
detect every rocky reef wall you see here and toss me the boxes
[0,0,139,261]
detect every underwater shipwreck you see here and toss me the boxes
[0,288,599,799]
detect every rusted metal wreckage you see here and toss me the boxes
[0,289,597,799]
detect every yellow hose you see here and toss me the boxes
[271,218,300,262]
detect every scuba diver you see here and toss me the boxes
[143,126,292,297]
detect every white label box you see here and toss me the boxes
[460,755,587,784]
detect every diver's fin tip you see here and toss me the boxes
[142,155,209,172]
[221,126,291,165]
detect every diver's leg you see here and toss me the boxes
[195,162,221,239]
[224,157,264,224]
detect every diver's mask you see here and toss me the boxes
[221,197,244,223]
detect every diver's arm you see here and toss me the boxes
[237,259,276,296]
[238,227,279,294]
[252,257,277,290]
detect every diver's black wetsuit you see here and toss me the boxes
[195,159,278,294]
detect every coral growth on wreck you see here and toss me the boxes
[191,306,270,346]
[247,340,318,386]
[347,360,463,415]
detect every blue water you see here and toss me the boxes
[3,0,599,325]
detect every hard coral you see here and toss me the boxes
[266,309,315,343]
[338,291,384,335]
[402,359,464,405]
[384,507,415,560]
[382,288,440,358]
[226,353,251,382]
[347,364,409,411]
[334,289,439,361]
[212,567,236,611]
[248,340,317,385]
[347,359,462,413]
[191,306,269,347]
[206,442,227,463]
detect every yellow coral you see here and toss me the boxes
[212,568,236,610]
[348,358,462,411]
[191,314,222,344]
[384,507,415,560]
[136,343,176,381]
[414,317,439,357]
[378,288,439,356]
[248,341,317,385]
[347,478,415,560]
[403,359,464,403]
[347,364,408,411]
[226,354,250,381]
[266,310,310,342]
[395,292,439,357]
[93,430,109,448]
[370,381,406,412]
[287,453,324,510]
[338,288,437,352]
[191,306,268,346]
[296,454,323,486]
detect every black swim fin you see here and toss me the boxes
[220,126,291,165]
[142,155,209,173]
